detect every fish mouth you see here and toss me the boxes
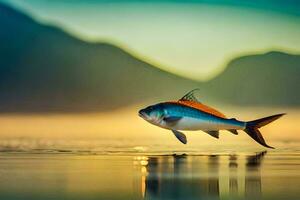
[138,109,149,120]
[138,110,146,118]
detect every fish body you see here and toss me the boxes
[155,102,245,131]
[138,89,285,148]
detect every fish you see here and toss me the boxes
[138,89,285,148]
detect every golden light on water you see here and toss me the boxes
[0,106,298,144]
[0,152,299,199]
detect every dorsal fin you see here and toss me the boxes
[179,89,201,103]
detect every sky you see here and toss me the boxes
[2,0,300,80]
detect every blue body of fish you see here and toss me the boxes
[158,103,245,131]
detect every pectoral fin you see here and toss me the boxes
[163,116,182,126]
[172,130,187,144]
[228,129,238,135]
[204,130,219,139]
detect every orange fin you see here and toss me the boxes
[169,89,226,118]
[169,100,227,119]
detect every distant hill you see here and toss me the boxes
[205,51,300,106]
[0,3,299,113]
[0,3,197,112]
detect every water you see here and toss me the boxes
[0,141,299,200]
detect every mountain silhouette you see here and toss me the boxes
[0,3,197,112]
[0,3,299,113]
[205,51,300,106]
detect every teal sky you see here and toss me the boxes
[3,0,300,80]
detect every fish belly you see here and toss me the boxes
[172,117,241,131]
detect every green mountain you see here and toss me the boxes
[205,51,300,107]
[0,3,299,113]
[0,3,197,112]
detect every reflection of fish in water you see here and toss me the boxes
[143,152,266,200]
[138,89,285,148]
[245,151,266,199]
[144,155,220,200]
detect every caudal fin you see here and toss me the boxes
[244,113,285,149]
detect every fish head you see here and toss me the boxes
[138,104,165,124]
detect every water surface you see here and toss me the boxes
[0,145,299,200]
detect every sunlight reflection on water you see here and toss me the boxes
[0,139,299,155]
[0,142,299,200]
